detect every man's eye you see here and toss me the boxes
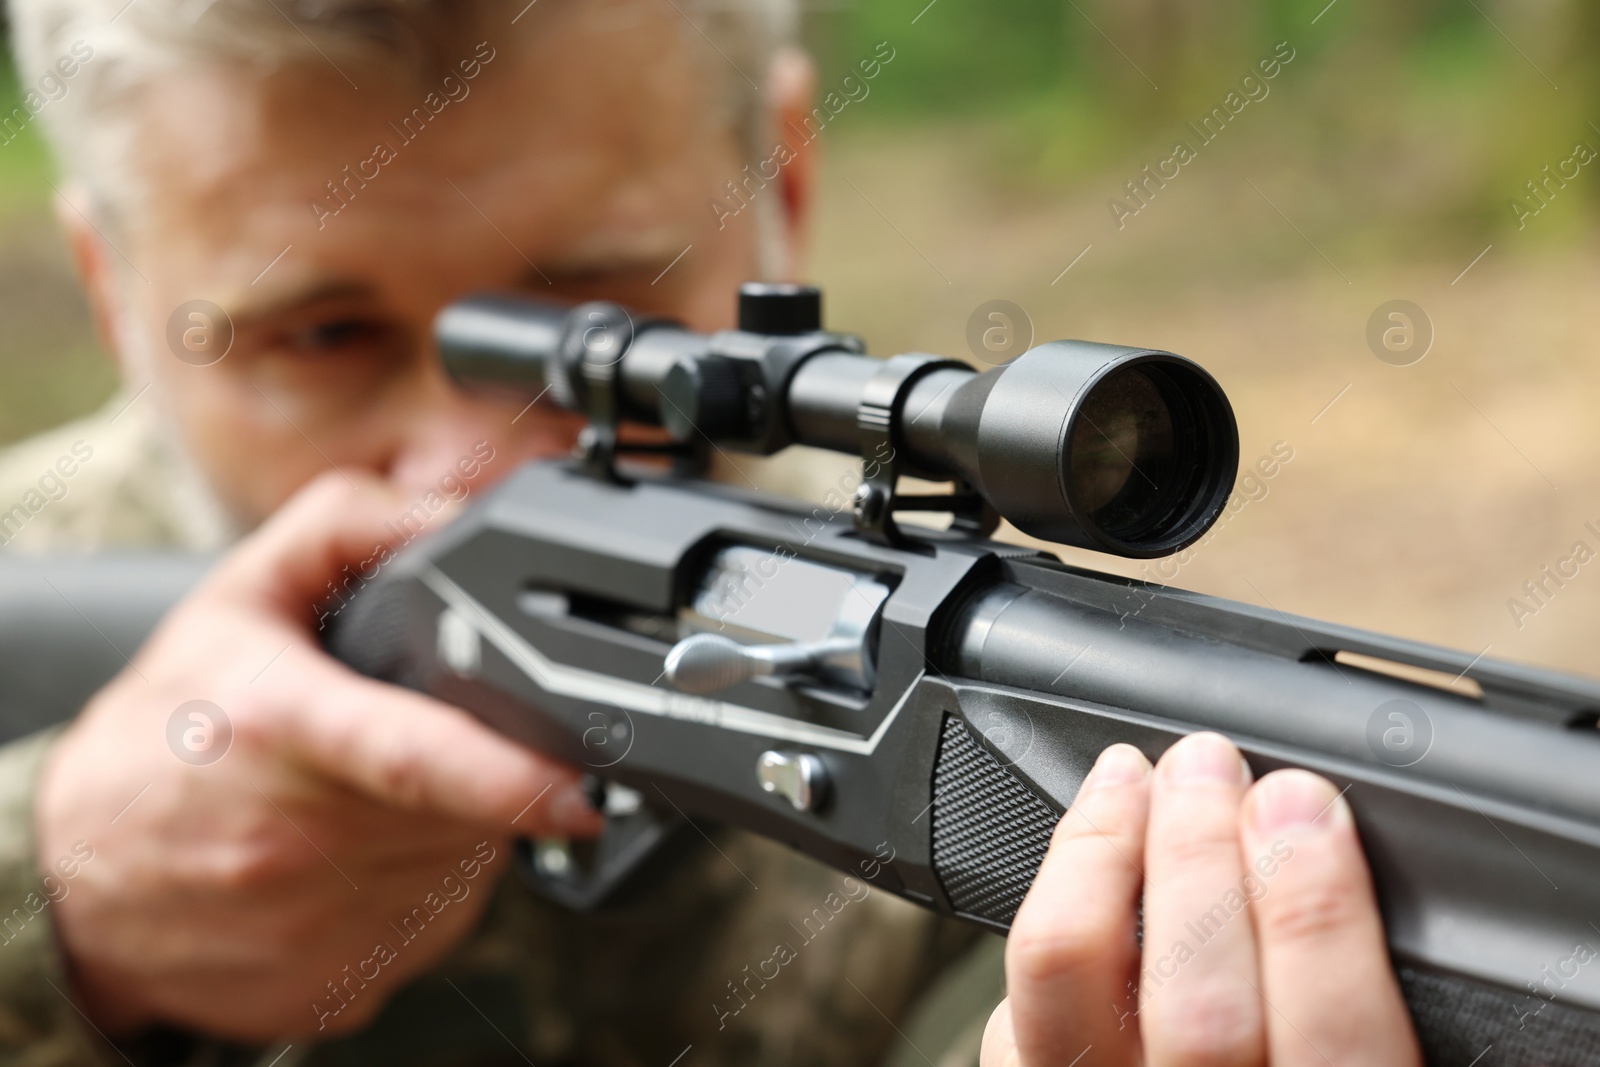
[289,318,399,354]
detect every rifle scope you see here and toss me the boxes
[436,284,1239,558]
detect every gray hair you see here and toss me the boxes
[8,0,796,222]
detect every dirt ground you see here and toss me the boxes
[3,125,1597,679]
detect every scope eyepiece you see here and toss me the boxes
[434,288,1240,560]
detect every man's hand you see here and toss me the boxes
[982,732,1422,1066]
[36,473,603,1041]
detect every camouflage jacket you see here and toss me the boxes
[0,393,1006,1067]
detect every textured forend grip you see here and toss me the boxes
[931,714,1056,926]
[928,715,1600,1065]
[322,577,412,684]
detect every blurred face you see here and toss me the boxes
[75,0,800,527]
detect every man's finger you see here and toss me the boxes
[265,652,603,838]
[1141,731,1266,1067]
[209,471,456,618]
[980,998,1020,1067]
[1241,771,1421,1067]
[1004,742,1151,1067]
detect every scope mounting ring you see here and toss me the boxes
[853,353,998,546]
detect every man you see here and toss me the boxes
[0,2,1001,1062]
[0,0,1420,1063]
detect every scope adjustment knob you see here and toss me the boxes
[737,282,822,335]
[660,356,744,440]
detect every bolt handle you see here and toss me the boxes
[663,633,856,695]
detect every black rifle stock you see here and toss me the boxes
[323,285,1600,1064]
[324,464,1600,1066]
[0,554,209,744]
[6,285,1599,1063]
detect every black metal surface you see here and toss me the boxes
[5,274,1598,1064]
[1400,966,1600,1067]
[313,458,1600,1040]
[3,284,1595,1058]
[432,291,1241,553]
[0,553,211,743]
[8,464,1600,1061]
[736,282,821,335]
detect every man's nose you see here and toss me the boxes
[382,383,508,500]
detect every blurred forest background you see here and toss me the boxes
[4,0,1600,676]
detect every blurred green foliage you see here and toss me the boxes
[0,52,56,216]
[0,47,118,446]
[1,1,1596,235]
[812,0,1600,247]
